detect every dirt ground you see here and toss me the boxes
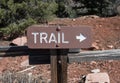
[0,16,120,83]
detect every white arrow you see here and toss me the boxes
[76,33,87,42]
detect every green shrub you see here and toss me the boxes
[28,1,58,23]
[0,18,36,40]
[0,0,58,40]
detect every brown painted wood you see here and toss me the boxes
[27,25,92,49]
[58,49,68,83]
[50,49,68,83]
[59,55,67,83]
[50,50,58,83]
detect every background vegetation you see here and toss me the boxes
[0,0,119,40]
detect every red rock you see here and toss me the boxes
[92,42,100,50]
[12,36,27,46]
[107,45,114,49]
[85,73,110,83]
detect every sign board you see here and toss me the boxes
[27,25,92,49]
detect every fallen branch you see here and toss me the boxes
[17,66,36,73]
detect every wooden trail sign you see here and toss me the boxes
[27,25,92,83]
[27,25,92,49]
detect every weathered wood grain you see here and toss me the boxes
[0,46,120,63]
[68,49,120,63]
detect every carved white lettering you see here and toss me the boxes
[32,32,69,44]
[40,32,48,43]
[58,32,60,43]
[32,32,39,44]
[62,33,69,43]
[49,33,57,43]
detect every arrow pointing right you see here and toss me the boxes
[76,33,87,42]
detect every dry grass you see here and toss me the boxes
[0,71,50,83]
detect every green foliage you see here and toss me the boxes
[0,0,29,27]
[72,0,111,16]
[56,1,76,18]
[28,1,58,23]
[57,0,117,17]
[0,18,36,40]
[0,0,58,40]
[0,0,119,40]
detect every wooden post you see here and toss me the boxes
[50,50,58,83]
[58,49,68,83]
[50,49,68,83]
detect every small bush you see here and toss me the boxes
[0,18,36,40]
[0,72,49,83]
[0,0,58,40]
